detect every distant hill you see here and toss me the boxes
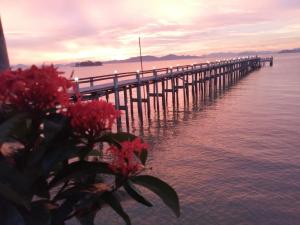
[11,48,300,68]
[104,51,277,64]
[104,54,201,64]
[10,64,28,69]
[201,51,274,58]
[278,48,300,54]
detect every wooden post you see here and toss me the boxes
[171,69,176,111]
[161,78,166,114]
[270,56,273,67]
[195,70,199,101]
[175,75,179,109]
[113,75,121,131]
[105,91,109,102]
[214,68,217,96]
[123,87,130,132]
[209,69,212,98]
[90,77,94,87]
[219,67,222,93]
[185,73,189,106]
[136,72,143,124]
[146,82,151,119]
[129,85,134,121]
[204,70,207,98]
[223,66,226,91]
[192,71,195,102]
[154,70,160,116]
[200,71,204,99]
[152,80,156,111]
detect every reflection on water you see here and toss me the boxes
[67,53,300,225]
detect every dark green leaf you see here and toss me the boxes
[102,192,131,225]
[124,180,152,207]
[43,114,70,144]
[100,132,137,148]
[0,113,27,142]
[131,175,180,217]
[41,142,82,174]
[49,161,112,188]
[0,161,31,193]
[0,198,26,225]
[27,200,51,225]
[51,197,79,224]
[0,183,30,209]
[139,149,147,165]
[33,177,50,199]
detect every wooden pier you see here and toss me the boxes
[73,56,273,131]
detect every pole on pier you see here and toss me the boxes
[139,37,144,75]
[138,36,147,112]
[0,17,10,72]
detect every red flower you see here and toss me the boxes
[107,138,148,176]
[68,100,120,139]
[0,65,73,114]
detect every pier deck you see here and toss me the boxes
[73,56,273,131]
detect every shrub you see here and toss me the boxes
[0,66,180,225]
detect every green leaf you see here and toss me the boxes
[49,161,112,188]
[131,175,180,217]
[0,183,30,209]
[27,200,51,225]
[43,114,70,144]
[0,198,26,225]
[41,142,82,174]
[0,161,31,199]
[124,180,152,207]
[0,113,27,142]
[100,132,137,148]
[139,149,147,165]
[102,192,131,225]
[33,177,50,199]
[51,197,80,224]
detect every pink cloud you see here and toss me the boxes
[1,0,300,64]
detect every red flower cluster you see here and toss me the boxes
[68,100,120,139]
[0,65,73,114]
[107,138,148,176]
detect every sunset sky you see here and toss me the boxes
[1,0,300,64]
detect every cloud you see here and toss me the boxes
[1,0,300,64]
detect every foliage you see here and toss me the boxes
[0,66,180,225]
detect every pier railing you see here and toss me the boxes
[71,56,273,131]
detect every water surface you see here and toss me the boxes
[66,53,300,225]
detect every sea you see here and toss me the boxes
[62,53,300,225]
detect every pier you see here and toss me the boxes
[73,56,273,131]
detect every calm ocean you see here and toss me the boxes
[63,53,300,225]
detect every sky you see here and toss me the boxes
[1,0,300,64]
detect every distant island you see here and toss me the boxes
[104,54,200,64]
[278,48,300,54]
[74,60,103,67]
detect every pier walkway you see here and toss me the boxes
[73,56,273,131]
